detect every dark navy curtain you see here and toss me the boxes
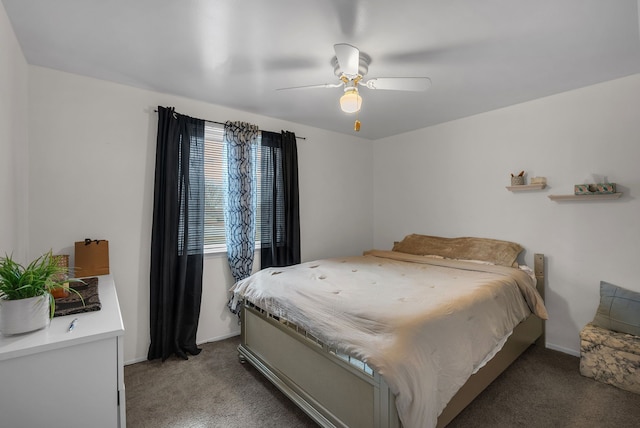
[149,106,205,361]
[260,131,301,268]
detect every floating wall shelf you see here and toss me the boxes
[506,184,546,192]
[548,193,623,201]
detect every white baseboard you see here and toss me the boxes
[198,330,241,345]
[124,331,242,366]
[546,342,580,357]
[125,356,148,365]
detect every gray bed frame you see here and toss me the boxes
[238,254,545,428]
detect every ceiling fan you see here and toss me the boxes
[277,43,431,130]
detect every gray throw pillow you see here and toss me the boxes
[592,281,640,337]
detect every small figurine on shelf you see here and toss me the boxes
[510,170,525,185]
[531,176,546,185]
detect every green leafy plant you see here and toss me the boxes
[0,251,83,318]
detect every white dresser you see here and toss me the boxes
[0,275,125,428]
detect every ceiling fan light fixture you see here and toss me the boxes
[339,89,362,113]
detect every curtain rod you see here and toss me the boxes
[153,109,306,140]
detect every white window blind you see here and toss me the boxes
[203,122,261,253]
[203,122,226,252]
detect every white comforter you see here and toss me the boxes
[231,250,548,428]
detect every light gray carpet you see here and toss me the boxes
[125,336,640,427]
[448,344,640,428]
[125,336,316,428]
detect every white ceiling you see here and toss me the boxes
[4,0,640,140]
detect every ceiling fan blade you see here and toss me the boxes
[361,77,432,91]
[334,43,360,77]
[276,83,343,91]
[330,0,360,37]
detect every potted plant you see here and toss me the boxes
[0,250,78,335]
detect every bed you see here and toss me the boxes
[230,234,548,428]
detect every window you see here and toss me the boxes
[203,122,261,253]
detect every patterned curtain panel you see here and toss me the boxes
[223,121,260,283]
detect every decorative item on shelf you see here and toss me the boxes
[575,184,597,195]
[575,183,617,195]
[531,176,547,186]
[596,183,616,194]
[510,170,525,185]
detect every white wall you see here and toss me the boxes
[0,4,28,261]
[27,66,373,364]
[8,0,637,361]
[373,74,640,356]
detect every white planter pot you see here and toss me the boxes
[0,294,51,335]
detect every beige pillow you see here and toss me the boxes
[392,234,523,267]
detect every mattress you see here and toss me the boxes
[231,250,547,427]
